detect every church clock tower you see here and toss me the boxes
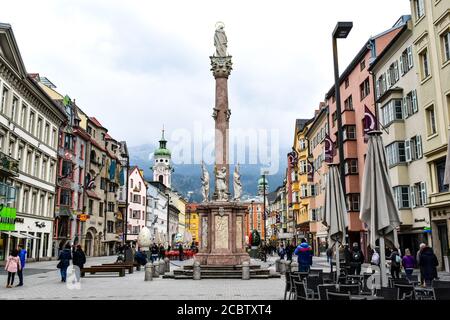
[152,129,172,188]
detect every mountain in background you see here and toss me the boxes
[128,143,289,202]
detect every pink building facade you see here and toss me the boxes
[127,167,147,243]
[325,22,404,252]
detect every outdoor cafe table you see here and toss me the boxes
[350,295,385,300]
[414,286,434,300]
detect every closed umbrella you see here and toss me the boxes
[323,163,348,279]
[360,131,400,288]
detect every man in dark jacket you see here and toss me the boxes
[349,242,364,275]
[178,244,184,261]
[72,245,86,270]
[286,242,294,261]
[57,243,72,282]
[150,243,159,263]
[419,245,439,287]
[294,239,313,272]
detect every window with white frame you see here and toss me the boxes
[405,135,423,162]
[381,99,403,126]
[1,86,9,114]
[11,96,18,122]
[300,185,308,198]
[426,105,437,136]
[299,139,306,150]
[387,61,399,87]
[343,125,356,140]
[344,95,353,110]
[414,0,425,21]
[386,141,406,167]
[360,78,370,100]
[411,182,427,207]
[346,194,360,211]
[442,30,450,63]
[299,160,307,174]
[400,46,414,75]
[403,90,418,118]
[393,186,410,209]
[345,159,358,174]
[419,48,430,79]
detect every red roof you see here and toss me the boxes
[89,117,105,129]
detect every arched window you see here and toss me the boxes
[159,175,164,183]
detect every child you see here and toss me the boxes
[5,249,21,288]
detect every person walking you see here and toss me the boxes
[150,243,159,263]
[16,244,27,287]
[370,247,380,267]
[57,243,72,282]
[178,244,184,261]
[5,249,21,288]
[419,245,439,287]
[286,242,294,261]
[159,244,165,260]
[294,239,313,273]
[349,242,364,275]
[402,248,416,280]
[389,247,401,279]
[124,244,133,263]
[417,243,426,286]
[278,244,286,260]
[72,245,86,270]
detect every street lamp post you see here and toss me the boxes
[262,173,267,243]
[332,21,353,196]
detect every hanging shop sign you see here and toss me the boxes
[0,206,16,231]
[77,214,90,222]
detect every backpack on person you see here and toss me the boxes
[352,250,362,263]
[395,254,401,264]
[371,251,380,265]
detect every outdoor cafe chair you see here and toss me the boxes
[318,284,337,300]
[338,284,360,295]
[432,287,450,300]
[377,287,398,300]
[293,278,314,300]
[306,275,324,298]
[337,275,348,284]
[432,280,450,288]
[389,277,410,288]
[327,291,351,300]
[292,271,309,281]
[284,272,295,300]
[309,268,323,277]
[394,283,415,300]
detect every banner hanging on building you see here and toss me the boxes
[324,134,335,163]
[363,105,378,142]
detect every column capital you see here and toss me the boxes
[210,56,233,78]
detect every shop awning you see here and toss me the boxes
[1,231,41,239]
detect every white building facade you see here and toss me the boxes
[0,23,66,261]
[127,167,147,243]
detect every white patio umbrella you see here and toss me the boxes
[360,131,401,288]
[323,163,348,279]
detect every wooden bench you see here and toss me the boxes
[94,264,133,274]
[80,266,126,277]
[103,262,141,271]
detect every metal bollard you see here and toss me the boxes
[242,261,250,280]
[158,260,165,275]
[279,260,286,275]
[145,263,153,281]
[275,258,280,273]
[291,261,299,273]
[193,261,201,280]
[164,257,170,273]
[153,260,160,277]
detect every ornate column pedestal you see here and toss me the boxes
[195,201,250,265]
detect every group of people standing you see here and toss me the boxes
[4,245,26,288]
[382,243,439,287]
[56,244,86,282]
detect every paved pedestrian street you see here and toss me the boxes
[0,256,283,300]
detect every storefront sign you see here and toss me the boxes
[0,207,16,231]
[35,221,46,228]
[78,214,90,222]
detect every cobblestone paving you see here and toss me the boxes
[0,254,448,300]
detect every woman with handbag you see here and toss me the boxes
[57,243,72,282]
[5,249,21,288]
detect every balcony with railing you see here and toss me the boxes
[0,152,19,177]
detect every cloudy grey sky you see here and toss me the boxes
[1,0,410,151]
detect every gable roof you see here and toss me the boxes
[0,23,27,76]
[89,117,106,129]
